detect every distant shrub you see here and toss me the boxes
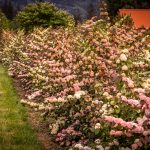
[15,2,75,31]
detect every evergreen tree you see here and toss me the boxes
[16,2,75,31]
[87,3,95,19]
[2,0,14,19]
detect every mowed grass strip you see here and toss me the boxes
[0,65,42,150]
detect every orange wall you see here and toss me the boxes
[119,9,150,28]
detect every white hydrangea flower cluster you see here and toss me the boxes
[120,53,128,62]
[74,91,86,99]
[74,143,94,150]
[20,99,53,111]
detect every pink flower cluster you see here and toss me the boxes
[122,76,135,88]
[56,126,82,146]
[27,90,42,100]
[110,130,123,136]
[121,96,141,108]
[105,116,144,132]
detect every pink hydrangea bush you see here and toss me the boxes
[0,18,150,149]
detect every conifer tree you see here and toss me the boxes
[2,0,14,19]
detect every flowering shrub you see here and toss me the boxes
[0,18,150,150]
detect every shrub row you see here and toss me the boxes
[0,18,150,150]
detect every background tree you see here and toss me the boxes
[87,3,95,19]
[15,2,75,31]
[2,0,14,19]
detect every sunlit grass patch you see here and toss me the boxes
[0,65,42,150]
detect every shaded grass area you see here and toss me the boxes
[0,65,42,150]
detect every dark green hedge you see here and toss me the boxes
[15,2,75,31]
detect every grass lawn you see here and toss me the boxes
[0,65,42,150]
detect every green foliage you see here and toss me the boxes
[113,15,134,27]
[107,0,150,16]
[0,9,10,30]
[15,2,75,31]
